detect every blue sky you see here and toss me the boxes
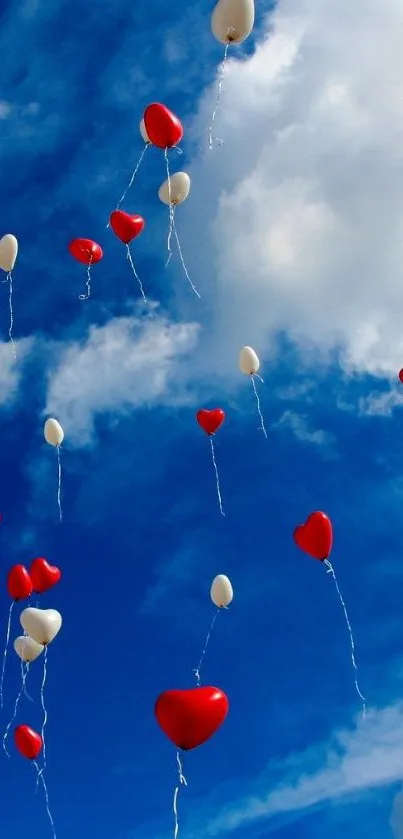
[1,0,403,837]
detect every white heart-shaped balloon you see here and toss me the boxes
[14,635,44,662]
[44,418,64,447]
[158,172,190,206]
[20,608,62,646]
[0,233,18,272]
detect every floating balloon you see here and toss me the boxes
[44,418,64,447]
[7,565,33,602]
[238,346,267,438]
[197,409,225,436]
[14,724,43,760]
[211,574,233,608]
[0,233,18,357]
[158,172,190,206]
[68,238,103,300]
[239,346,260,375]
[293,511,333,561]
[14,636,44,663]
[158,172,200,298]
[196,410,226,516]
[143,103,183,149]
[109,211,147,300]
[44,419,64,522]
[399,369,403,383]
[155,686,229,750]
[30,558,61,594]
[293,511,366,716]
[208,0,254,149]
[20,608,62,646]
[211,0,255,44]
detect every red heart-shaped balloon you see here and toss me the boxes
[14,725,43,760]
[293,511,333,561]
[68,238,103,265]
[109,211,145,245]
[29,558,61,594]
[143,103,183,149]
[7,565,33,601]
[155,686,229,751]
[197,409,225,436]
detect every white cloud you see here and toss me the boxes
[198,704,403,836]
[0,338,32,405]
[185,0,403,378]
[45,309,200,445]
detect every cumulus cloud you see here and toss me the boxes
[185,0,403,378]
[198,704,403,836]
[45,309,199,445]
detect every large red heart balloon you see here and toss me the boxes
[143,103,183,149]
[68,238,103,265]
[109,211,145,245]
[197,409,225,436]
[155,686,229,751]
[7,565,33,601]
[14,725,43,760]
[293,511,333,561]
[29,558,61,594]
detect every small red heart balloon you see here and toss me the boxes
[14,725,43,760]
[109,211,145,245]
[143,103,183,149]
[68,238,103,265]
[293,511,333,561]
[197,409,225,436]
[155,686,229,751]
[29,558,61,594]
[7,565,33,601]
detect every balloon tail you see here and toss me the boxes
[56,445,62,523]
[6,271,16,359]
[209,436,225,517]
[164,149,174,266]
[33,762,57,839]
[36,646,48,790]
[0,602,14,710]
[115,143,148,212]
[126,244,146,302]
[324,559,366,718]
[193,608,220,686]
[172,217,201,299]
[79,256,93,301]
[208,44,230,150]
[173,750,187,839]
[251,375,268,438]
[22,660,33,701]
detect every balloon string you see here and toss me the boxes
[36,647,48,789]
[115,143,148,213]
[193,608,220,686]
[210,436,225,517]
[251,375,268,438]
[33,761,57,839]
[79,255,93,301]
[173,750,187,839]
[164,149,174,266]
[22,658,33,701]
[7,271,16,360]
[324,559,366,718]
[56,445,62,523]
[3,665,27,757]
[208,43,230,150]
[126,244,146,302]
[172,218,201,299]
[0,602,14,709]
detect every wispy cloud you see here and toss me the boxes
[198,704,403,837]
[44,306,200,445]
[0,337,33,406]
[358,387,403,417]
[273,409,336,451]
